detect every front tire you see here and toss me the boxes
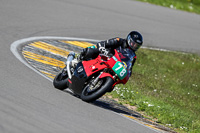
[81,77,114,102]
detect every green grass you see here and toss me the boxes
[108,48,200,132]
[138,0,200,14]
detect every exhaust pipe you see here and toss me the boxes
[66,52,75,79]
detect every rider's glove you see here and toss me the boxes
[78,48,87,61]
[97,42,109,56]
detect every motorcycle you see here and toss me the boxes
[53,48,131,102]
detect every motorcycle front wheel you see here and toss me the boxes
[81,77,114,102]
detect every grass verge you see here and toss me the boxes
[137,0,200,14]
[108,48,200,132]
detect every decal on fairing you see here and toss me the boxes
[112,56,118,61]
[77,66,83,73]
[122,61,127,69]
[112,61,127,80]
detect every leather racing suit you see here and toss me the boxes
[80,37,137,77]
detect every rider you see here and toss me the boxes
[78,31,143,76]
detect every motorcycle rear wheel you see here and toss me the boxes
[53,69,68,90]
[81,77,114,102]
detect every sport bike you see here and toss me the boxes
[53,49,132,102]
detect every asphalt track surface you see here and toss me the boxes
[1,0,200,133]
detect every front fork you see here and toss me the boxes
[91,72,103,87]
[90,69,116,92]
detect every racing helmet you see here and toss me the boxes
[126,31,143,51]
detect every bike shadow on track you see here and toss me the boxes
[92,98,142,118]
[64,89,142,118]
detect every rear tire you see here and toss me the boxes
[81,77,114,102]
[53,70,68,90]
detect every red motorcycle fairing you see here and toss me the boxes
[82,49,130,85]
[82,56,107,77]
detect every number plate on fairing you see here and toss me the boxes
[112,61,127,80]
